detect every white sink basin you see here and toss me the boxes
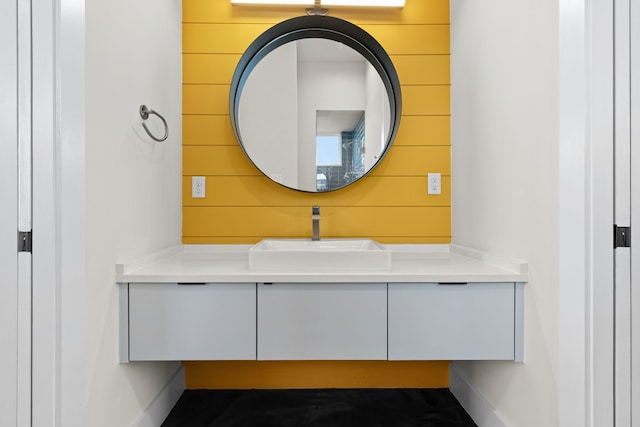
[248,239,391,272]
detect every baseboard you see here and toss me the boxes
[132,365,185,427]
[449,363,511,427]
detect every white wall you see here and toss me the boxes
[450,1,559,426]
[85,0,182,425]
[239,42,299,186]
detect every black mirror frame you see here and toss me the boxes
[229,15,402,192]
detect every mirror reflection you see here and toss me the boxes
[236,38,392,192]
[316,110,365,191]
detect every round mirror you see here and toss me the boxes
[230,15,401,192]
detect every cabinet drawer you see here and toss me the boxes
[128,283,256,361]
[257,283,387,360]
[388,283,515,360]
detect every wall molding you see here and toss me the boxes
[132,366,184,427]
[449,363,511,427]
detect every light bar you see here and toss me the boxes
[322,0,405,6]
[231,0,314,5]
[231,0,405,7]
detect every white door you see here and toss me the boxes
[616,0,640,425]
[0,0,32,426]
[630,1,640,425]
[0,2,20,424]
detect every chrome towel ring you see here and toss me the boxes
[139,105,168,142]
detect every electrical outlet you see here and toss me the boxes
[192,176,205,198]
[428,173,441,195]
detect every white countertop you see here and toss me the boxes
[116,244,528,284]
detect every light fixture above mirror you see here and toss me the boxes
[230,0,405,7]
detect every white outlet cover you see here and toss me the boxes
[428,173,441,195]
[192,176,205,198]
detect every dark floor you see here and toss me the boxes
[161,388,477,427]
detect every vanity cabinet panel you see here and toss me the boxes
[388,283,515,360]
[257,283,387,360]
[128,283,256,361]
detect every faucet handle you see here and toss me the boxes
[312,205,320,215]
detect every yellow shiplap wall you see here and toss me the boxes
[182,0,450,388]
[182,0,450,244]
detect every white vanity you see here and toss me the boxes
[117,244,526,363]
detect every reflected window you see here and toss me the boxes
[316,134,342,166]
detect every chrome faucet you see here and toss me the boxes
[312,205,320,241]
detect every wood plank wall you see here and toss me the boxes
[182,0,451,244]
[181,0,451,389]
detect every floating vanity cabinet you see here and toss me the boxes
[257,283,387,360]
[118,246,528,363]
[127,283,256,361]
[388,282,520,361]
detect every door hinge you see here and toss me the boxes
[18,231,32,253]
[614,225,631,248]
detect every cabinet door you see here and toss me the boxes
[128,283,256,361]
[257,283,387,360]
[388,283,515,360]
